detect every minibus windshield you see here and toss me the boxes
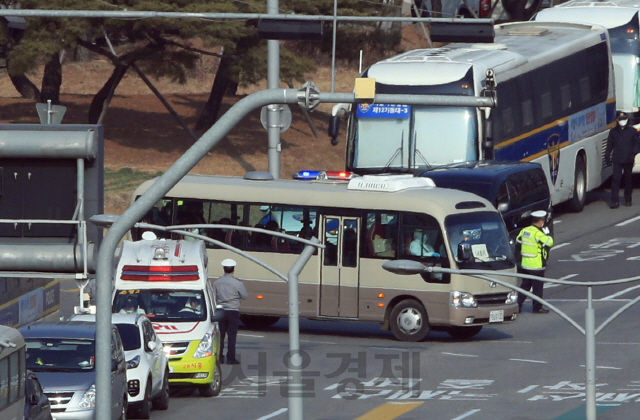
[445,212,515,270]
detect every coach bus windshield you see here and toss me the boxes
[352,105,478,171]
[445,212,515,270]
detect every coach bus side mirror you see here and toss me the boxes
[329,115,340,146]
[482,115,494,159]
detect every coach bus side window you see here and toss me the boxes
[0,357,7,409]
[9,351,20,404]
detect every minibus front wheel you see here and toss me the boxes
[389,299,431,342]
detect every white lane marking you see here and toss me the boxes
[510,358,547,364]
[599,342,640,345]
[553,220,561,224]
[544,273,578,289]
[546,298,632,302]
[451,409,481,419]
[616,215,640,226]
[371,347,412,351]
[442,352,478,358]
[552,243,570,250]
[482,340,532,344]
[579,365,622,370]
[518,385,538,393]
[300,339,337,345]
[256,408,287,420]
[601,284,640,300]
[238,333,265,338]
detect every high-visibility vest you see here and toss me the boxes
[516,225,554,270]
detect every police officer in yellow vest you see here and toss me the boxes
[516,210,554,314]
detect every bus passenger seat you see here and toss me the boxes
[366,223,385,255]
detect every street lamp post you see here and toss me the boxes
[382,260,640,420]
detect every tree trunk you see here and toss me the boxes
[40,52,62,105]
[8,72,39,99]
[195,55,232,131]
[88,63,129,124]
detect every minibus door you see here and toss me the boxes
[320,216,360,318]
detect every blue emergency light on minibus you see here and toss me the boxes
[292,170,320,180]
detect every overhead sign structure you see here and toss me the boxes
[260,104,292,133]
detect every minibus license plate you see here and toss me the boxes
[489,310,504,323]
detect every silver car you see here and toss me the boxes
[19,321,128,420]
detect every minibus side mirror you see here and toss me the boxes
[458,243,474,262]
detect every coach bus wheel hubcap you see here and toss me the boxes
[397,308,422,334]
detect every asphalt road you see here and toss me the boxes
[58,183,640,420]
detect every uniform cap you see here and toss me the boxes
[531,210,547,218]
[617,111,629,120]
[221,258,236,267]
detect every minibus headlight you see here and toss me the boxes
[194,333,213,359]
[505,291,518,305]
[78,384,96,409]
[451,291,477,308]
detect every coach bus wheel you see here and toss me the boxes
[389,300,431,342]
[447,326,483,339]
[569,155,586,212]
[199,361,222,397]
[240,315,280,329]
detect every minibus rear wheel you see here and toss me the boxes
[389,299,431,342]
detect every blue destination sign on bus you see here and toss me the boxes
[356,104,410,119]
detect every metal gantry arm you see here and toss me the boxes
[419,264,640,420]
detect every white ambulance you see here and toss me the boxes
[111,232,225,397]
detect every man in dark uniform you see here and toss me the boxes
[605,111,640,208]
[212,259,248,364]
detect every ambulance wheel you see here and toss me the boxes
[389,299,431,342]
[447,326,483,339]
[569,155,586,213]
[198,361,221,397]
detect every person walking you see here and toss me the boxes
[212,259,248,365]
[516,210,554,314]
[605,111,640,208]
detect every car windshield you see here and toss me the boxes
[115,324,141,351]
[445,212,515,270]
[113,289,207,322]
[25,339,95,372]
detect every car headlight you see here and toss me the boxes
[126,355,140,370]
[193,333,212,359]
[451,291,477,308]
[505,291,518,305]
[77,384,96,409]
